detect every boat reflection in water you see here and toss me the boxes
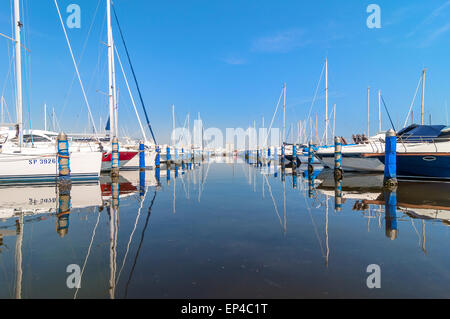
[3,158,450,298]
[0,160,204,299]
[316,168,450,247]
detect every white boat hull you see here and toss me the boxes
[0,149,102,183]
[320,156,384,172]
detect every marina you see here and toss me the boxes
[1,0,450,302]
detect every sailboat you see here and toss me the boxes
[102,1,157,170]
[0,0,102,183]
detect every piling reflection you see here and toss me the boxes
[314,168,450,248]
[244,156,450,259]
[1,157,450,298]
[0,157,208,299]
[56,182,71,238]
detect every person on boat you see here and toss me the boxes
[361,134,369,143]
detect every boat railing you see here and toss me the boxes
[431,137,450,152]
[368,141,376,153]
[396,136,450,153]
[397,135,449,143]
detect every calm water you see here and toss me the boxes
[1,157,450,299]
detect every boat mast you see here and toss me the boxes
[315,114,318,145]
[187,112,190,150]
[262,116,264,148]
[367,86,370,136]
[52,107,56,131]
[378,90,381,132]
[107,0,116,140]
[333,103,336,138]
[421,69,426,125]
[283,83,286,145]
[172,104,175,146]
[1,96,4,124]
[325,58,328,144]
[14,0,23,146]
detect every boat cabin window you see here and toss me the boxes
[23,134,52,143]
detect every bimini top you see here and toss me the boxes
[397,124,446,142]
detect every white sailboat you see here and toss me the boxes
[0,0,102,183]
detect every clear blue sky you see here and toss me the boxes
[1,0,450,144]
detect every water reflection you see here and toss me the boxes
[315,169,450,251]
[1,158,450,298]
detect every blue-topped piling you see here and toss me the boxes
[139,142,145,170]
[166,146,171,163]
[293,144,297,166]
[155,147,161,168]
[384,129,398,190]
[308,141,314,175]
[57,132,71,184]
[111,137,120,177]
[334,136,343,180]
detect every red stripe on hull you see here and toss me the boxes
[102,151,138,163]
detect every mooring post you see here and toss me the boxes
[293,144,297,166]
[155,146,161,168]
[139,141,145,170]
[166,146,171,163]
[111,137,120,177]
[57,132,71,183]
[384,188,398,240]
[308,141,314,174]
[334,136,343,180]
[384,129,398,189]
